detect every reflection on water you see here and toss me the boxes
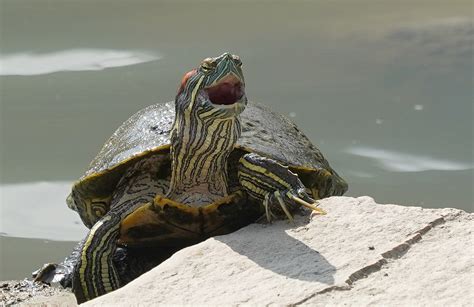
[347,146,474,172]
[0,182,87,241]
[0,49,160,76]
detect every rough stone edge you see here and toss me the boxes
[291,215,448,305]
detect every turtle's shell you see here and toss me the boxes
[71,101,347,228]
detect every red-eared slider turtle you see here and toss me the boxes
[35,53,347,303]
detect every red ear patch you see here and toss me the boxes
[178,69,197,93]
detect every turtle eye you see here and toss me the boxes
[201,58,215,72]
[232,55,242,67]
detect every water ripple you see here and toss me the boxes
[346,146,473,172]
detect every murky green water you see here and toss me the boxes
[0,0,472,280]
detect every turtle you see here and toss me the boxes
[34,53,348,303]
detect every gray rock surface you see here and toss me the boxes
[83,196,473,306]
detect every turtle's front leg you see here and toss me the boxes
[72,212,122,303]
[237,153,326,222]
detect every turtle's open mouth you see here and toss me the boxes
[205,75,244,106]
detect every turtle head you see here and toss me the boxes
[175,53,247,118]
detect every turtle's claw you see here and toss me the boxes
[262,193,280,223]
[274,191,294,223]
[263,194,270,222]
[262,189,327,223]
[289,194,327,215]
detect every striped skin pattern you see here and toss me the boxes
[72,53,326,302]
[67,186,112,229]
[167,53,247,205]
[238,153,315,221]
[73,157,169,303]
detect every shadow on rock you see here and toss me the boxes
[215,218,336,285]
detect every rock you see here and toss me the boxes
[18,292,77,307]
[83,196,473,306]
[0,280,76,306]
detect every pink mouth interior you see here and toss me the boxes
[206,80,243,105]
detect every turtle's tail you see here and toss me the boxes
[33,239,84,288]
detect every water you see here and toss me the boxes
[0,0,472,280]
